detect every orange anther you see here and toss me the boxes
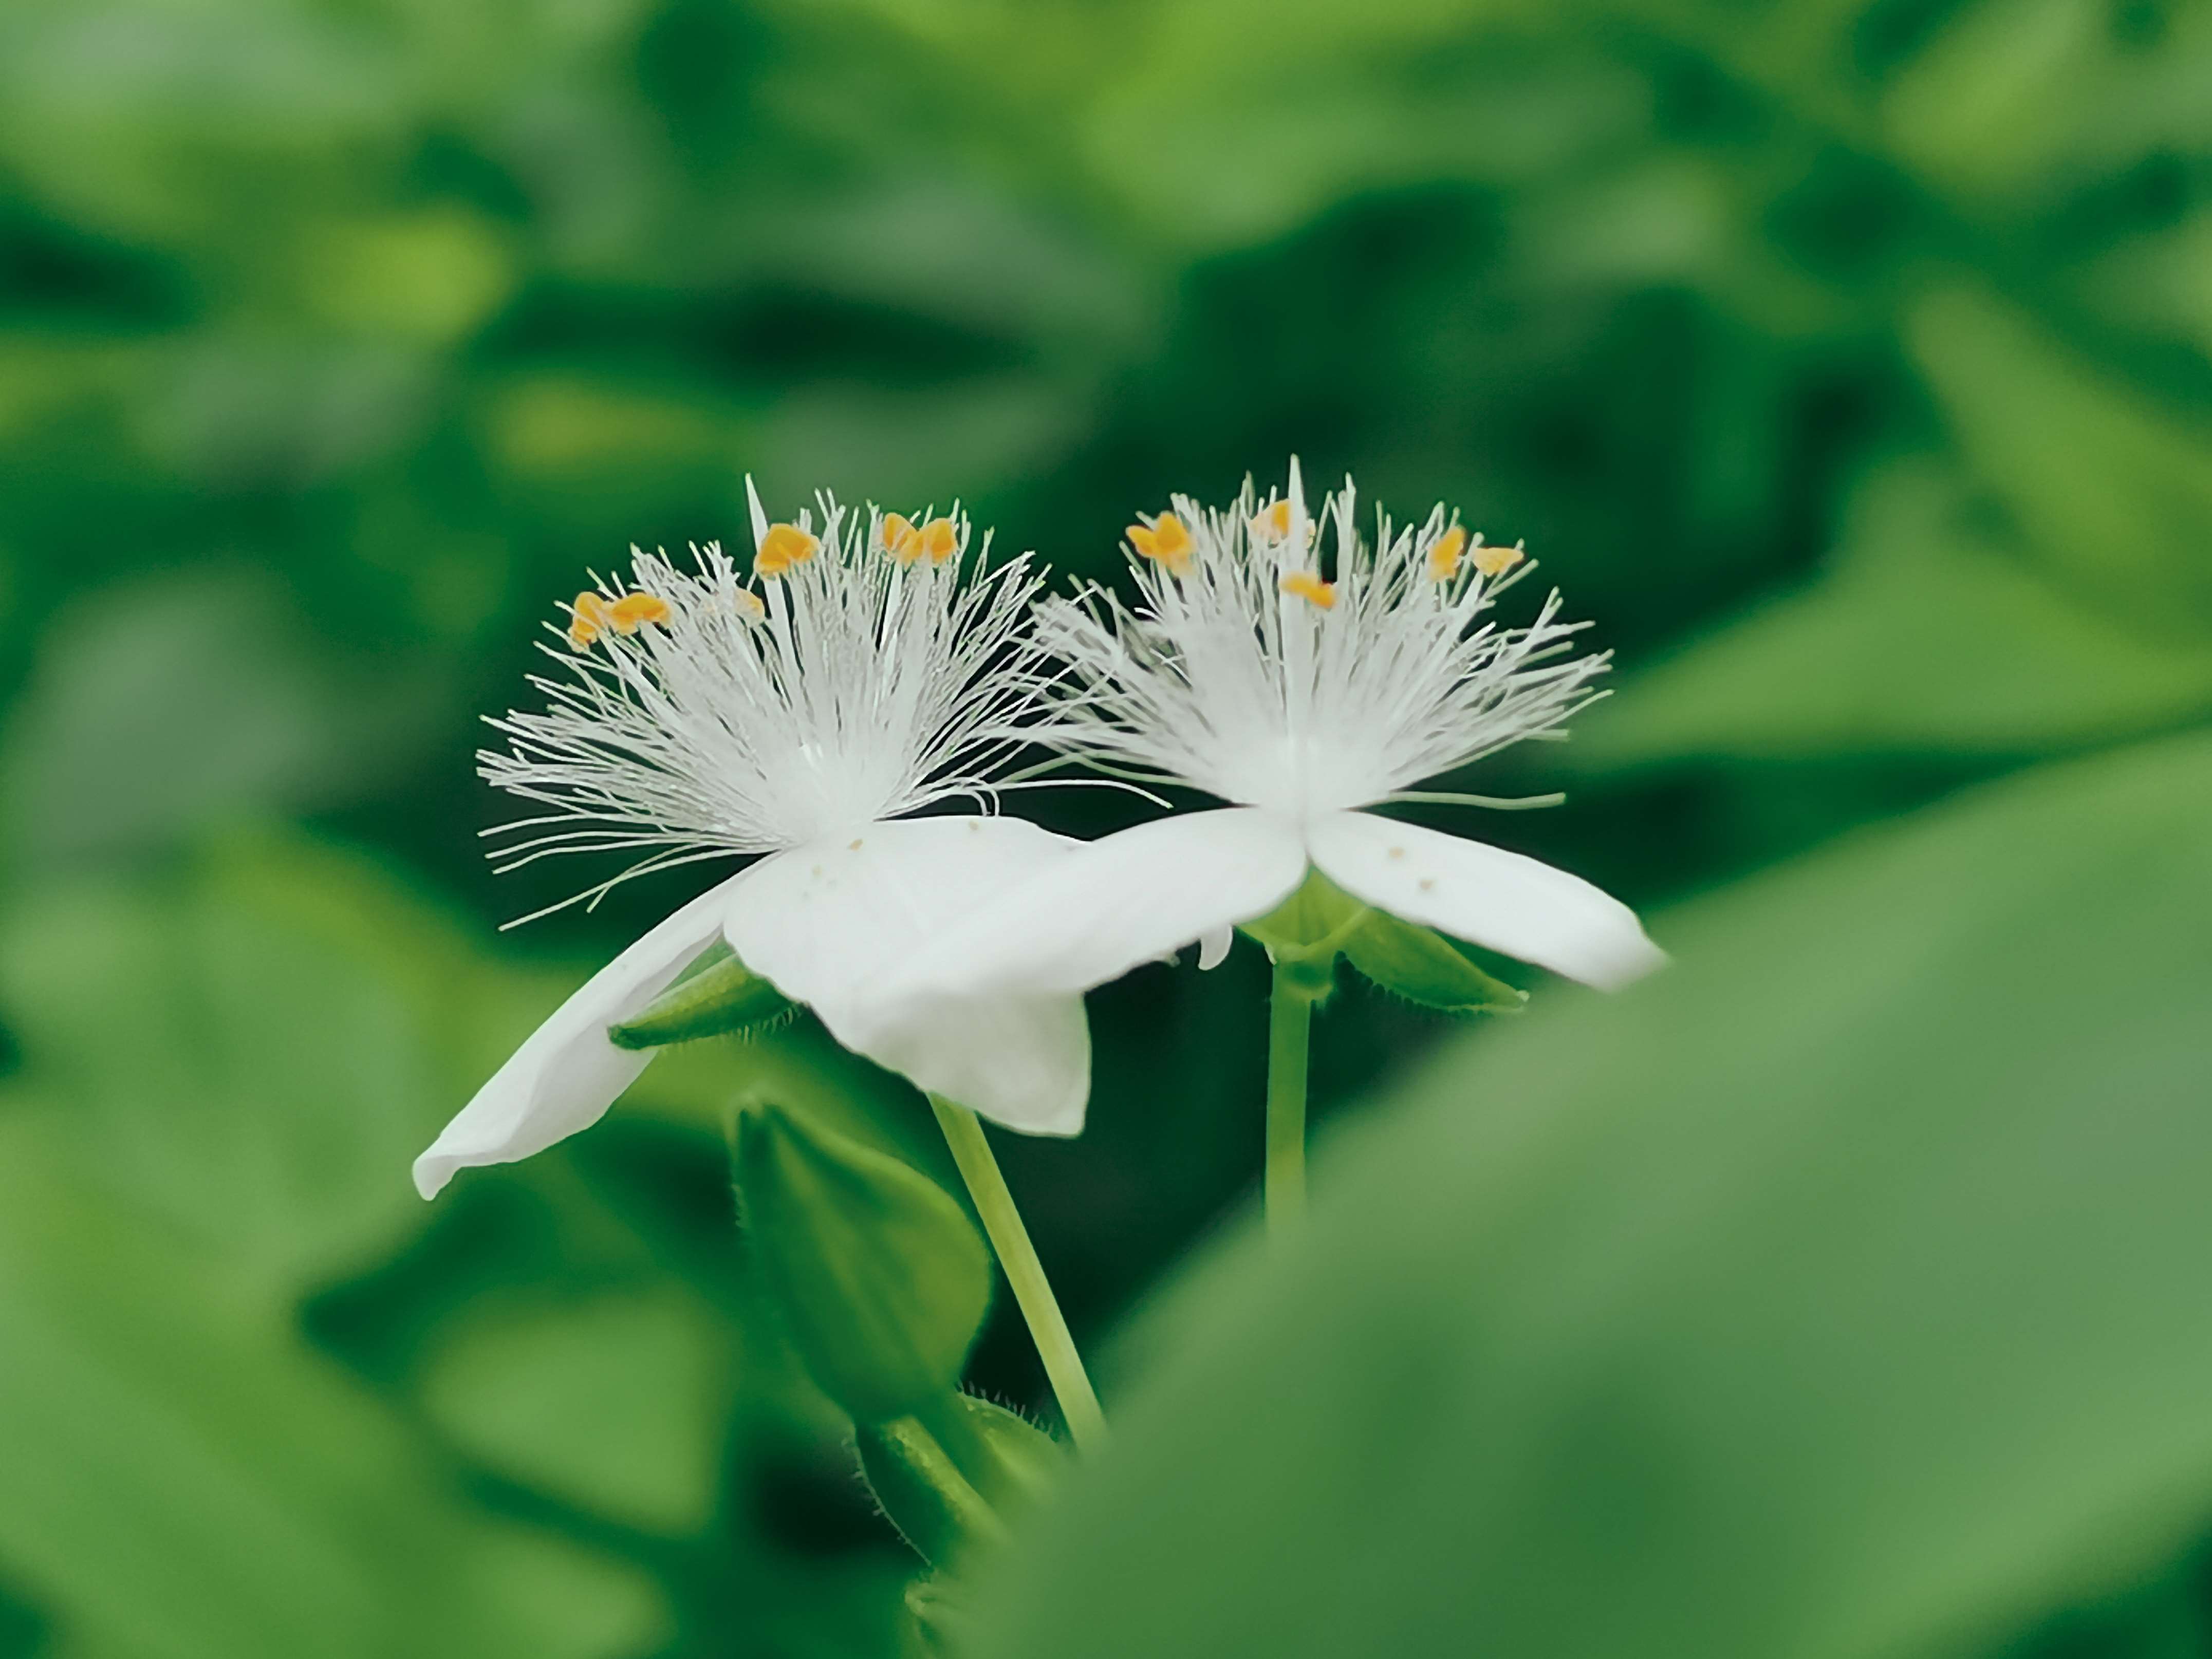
[919,517,959,564]
[607,592,671,632]
[1251,499,1294,543]
[1280,569,1336,609]
[1128,512,1193,574]
[567,591,612,649]
[1472,539,1525,577]
[881,513,918,561]
[756,523,820,577]
[1427,526,1467,582]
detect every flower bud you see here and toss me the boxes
[1341,908,1527,1015]
[733,1103,992,1424]
[855,1414,1008,1565]
[609,943,796,1049]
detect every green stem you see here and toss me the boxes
[929,1097,1108,1453]
[1266,962,1312,1239]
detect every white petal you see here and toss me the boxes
[1307,810,1665,991]
[724,816,1092,1133]
[1198,924,1234,970]
[413,871,749,1199]
[882,808,1308,1001]
[860,991,1092,1136]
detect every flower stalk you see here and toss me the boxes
[930,1096,1107,1453]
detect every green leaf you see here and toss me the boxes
[969,728,2212,1659]
[734,1104,993,1425]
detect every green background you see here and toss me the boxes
[0,0,2207,1654]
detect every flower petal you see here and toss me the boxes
[1198,924,1234,970]
[724,816,1093,1133]
[1306,809,1664,990]
[882,808,1309,1001]
[412,870,748,1199]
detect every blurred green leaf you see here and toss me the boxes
[418,1284,731,1536]
[1,575,437,870]
[1909,285,2212,637]
[970,726,2212,1659]
[1576,459,2212,767]
[0,1114,669,1659]
[0,829,511,1294]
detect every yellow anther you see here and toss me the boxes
[919,516,959,564]
[1251,499,1294,543]
[1128,512,1193,574]
[756,522,820,577]
[1472,539,1525,577]
[567,591,611,649]
[881,513,920,563]
[730,587,766,620]
[1281,569,1336,609]
[1427,526,1467,582]
[607,591,671,632]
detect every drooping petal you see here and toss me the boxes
[724,816,1093,1133]
[1198,924,1234,970]
[881,808,1309,1002]
[1306,809,1664,991]
[413,871,749,1199]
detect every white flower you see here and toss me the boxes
[414,482,1088,1200]
[857,461,1662,1026]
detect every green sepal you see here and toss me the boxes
[1239,869,1369,1004]
[856,1413,1009,1565]
[901,1576,972,1657]
[1340,909,1528,1016]
[933,1393,1066,1513]
[609,942,797,1049]
[1237,868,1368,961]
[732,1104,993,1425]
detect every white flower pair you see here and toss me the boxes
[413,464,1663,1200]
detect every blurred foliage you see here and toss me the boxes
[0,0,2206,1654]
[971,729,2212,1658]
